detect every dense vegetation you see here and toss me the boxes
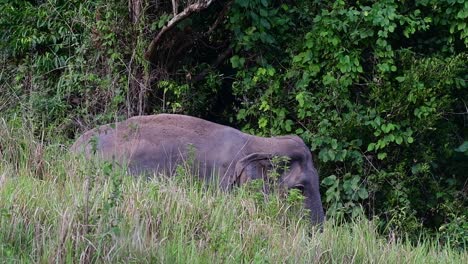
[1,0,467,253]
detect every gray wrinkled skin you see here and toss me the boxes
[71,114,325,224]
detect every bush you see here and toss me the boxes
[225,0,467,239]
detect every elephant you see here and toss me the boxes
[71,114,325,224]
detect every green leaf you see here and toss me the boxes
[259,100,269,111]
[260,18,271,29]
[407,137,414,144]
[395,136,403,145]
[455,141,468,153]
[328,149,336,160]
[237,0,249,8]
[305,38,314,48]
[381,124,388,133]
[358,188,369,199]
[377,152,387,160]
[396,76,406,82]
[322,175,337,186]
[230,55,245,68]
[296,92,305,107]
[284,119,293,132]
[237,109,247,120]
[331,139,338,150]
[331,37,340,46]
[367,143,375,151]
[350,176,360,189]
[293,53,304,63]
[230,55,239,68]
[319,149,329,162]
[267,67,275,76]
[258,117,268,128]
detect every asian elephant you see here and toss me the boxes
[71,114,325,224]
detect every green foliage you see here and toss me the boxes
[439,214,468,249]
[323,174,368,219]
[227,0,467,239]
[0,0,144,134]
[455,141,468,155]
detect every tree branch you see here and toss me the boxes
[145,0,216,61]
[206,1,232,35]
[171,0,178,16]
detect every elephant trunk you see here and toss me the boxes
[307,189,325,225]
[305,167,325,225]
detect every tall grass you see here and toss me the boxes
[0,118,466,263]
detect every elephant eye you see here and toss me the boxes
[292,185,305,195]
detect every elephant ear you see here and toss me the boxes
[233,153,273,186]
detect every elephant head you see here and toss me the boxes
[232,136,325,225]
